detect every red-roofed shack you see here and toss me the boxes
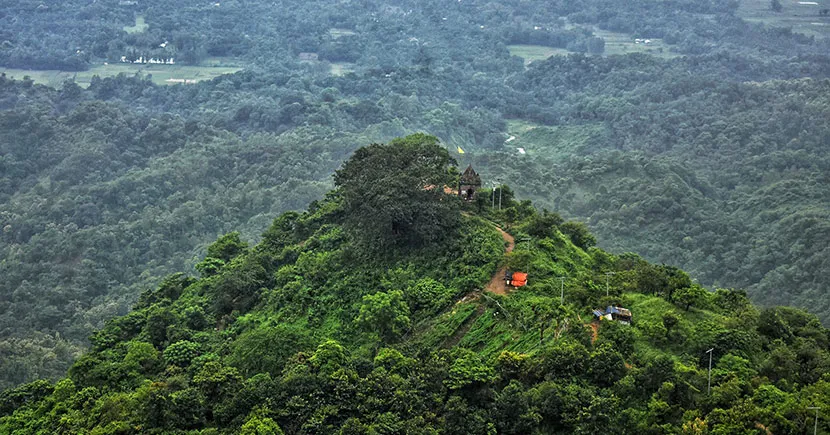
[505,271,528,287]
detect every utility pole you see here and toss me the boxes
[706,348,714,394]
[558,276,566,304]
[498,179,503,210]
[808,407,820,435]
[491,181,495,209]
[604,272,615,297]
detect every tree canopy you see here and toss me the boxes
[334,134,460,252]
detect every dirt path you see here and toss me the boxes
[446,225,515,348]
[588,321,599,344]
[485,227,515,296]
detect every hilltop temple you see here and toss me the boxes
[458,165,481,201]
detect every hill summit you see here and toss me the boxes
[1,134,828,434]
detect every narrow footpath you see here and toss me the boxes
[484,227,515,296]
[447,225,516,346]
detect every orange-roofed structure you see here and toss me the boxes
[505,271,528,287]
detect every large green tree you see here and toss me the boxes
[333,133,460,252]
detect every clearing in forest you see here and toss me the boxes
[1,60,243,88]
[737,0,830,36]
[591,28,677,58]
[329,28,357,38]
[123,15,149,34]
[507,44,570,64]
[504,119,608,158]
[330,62,355,76]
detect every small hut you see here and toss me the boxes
[592,306,633,324]
[458,165,481,201]
[505,271,528,287]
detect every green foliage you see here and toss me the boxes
[240,407,285,435]
[3,0,830,391]
[404,278,453,315]
[0,379,53,417]
[588,344,627,387]
[355,291,412,342]
[227,325,314,376]
[124,340,162,375]
[532,338,590,380]
[559,221,596,250]
[522,210,564,239]
[163,340,201,367]
[445,349,497,390]
[673,286,711,311]
[193,361,242,397]
[207,232,249,263]
[334,134,460,252]
[3,1,830,415]
[2,180,830,434]
[196,257,226,278]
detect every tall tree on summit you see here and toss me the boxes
[334,133,460,252]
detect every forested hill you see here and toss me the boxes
[4,0,830,391]
[2,137,828,434]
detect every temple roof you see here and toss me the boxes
[460,164,481,185]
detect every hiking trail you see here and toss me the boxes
[484,226,515,296]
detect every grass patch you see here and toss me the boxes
[200,57,245,67]
[329,28,357,38]
[1,62,243,88]
[738,0,830,37]
[504,119,610,157]
[457,307,524,356]
[592,28,678,58]
[330,62,355,76]
[123,15,149,34]
[412,303,479,349]
[507,45,571,64]
[505,119,544,135]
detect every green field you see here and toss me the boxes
[123,15,148,34]
[592,28,678,58]
[329,28,357,38]
[507,45,571,64]
[330,62,355,76]
[1,61,242,88]
[199,57,245,67]
[505,119,609,157]
[738,0,830,37]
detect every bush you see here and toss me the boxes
[164,340,201,367]
[559,221,596,250]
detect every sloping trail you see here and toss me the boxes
[484,227,515,296]
[589,321,599,344]
[446,225,514,347]
[443,224,516,348]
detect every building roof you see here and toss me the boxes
[459,164,481,186]
[594,306,632,318]
[606,306,632,317]
[511,272,528,284]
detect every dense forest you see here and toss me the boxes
[2,137,828,434]
[2,0,830,394]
